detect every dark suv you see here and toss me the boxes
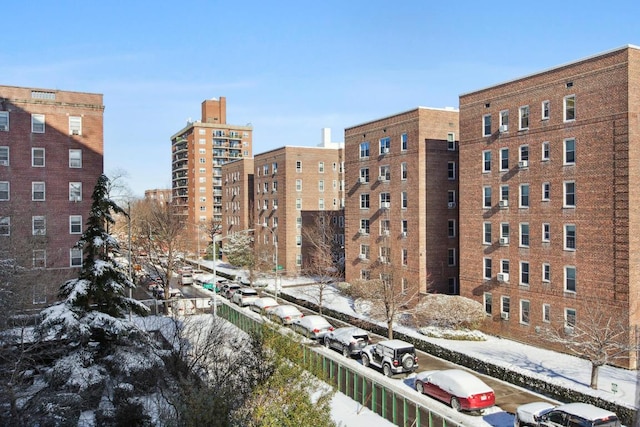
[361,339,418,377]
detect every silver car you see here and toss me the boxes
[323,326,371,357]
[290,315,334,340]
[266,305,304,325]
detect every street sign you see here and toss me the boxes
[273,265,284,271]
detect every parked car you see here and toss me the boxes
[361,339,418,377]
[414,369,495,413]
[221,283,242,299]
[290,315,334,340]
[323,327,371,357]
[156,287,182,299]
[250,297,279,314]
[180,273,194,285]
[266,305,304,325]
[514,402,620,427]
[231,288,260,307]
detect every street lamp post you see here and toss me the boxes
[256,224,279,302]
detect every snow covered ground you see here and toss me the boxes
[192,260,640,425]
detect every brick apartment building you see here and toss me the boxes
[221,157,255,237]
[0,85,104,304]
[250,131,344,275]
[170,97,252,255]
[458,45,640,368]
[344,107,459,295]
[144,188,172,205]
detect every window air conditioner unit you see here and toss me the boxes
[518,160,529,168]
[497,273,509,282]
[499,199,509,208]
[382,230,390,236]
[272,206,278,210]
[0,125,7,131]
[358,228,367,235]
[402,231,407,238]
[382,148,389,154]
[381,202,390,209]
[377,175,386,182]
[0,160,7,166]
[358,254,367,260]
[378,256,386,263]
[500,312,510,320]
[71,130,80,135]
[499,125,508,133]
[262,222,268,227]
[448,202,456,209]
[358,177,366,184]
[499,237,509,246]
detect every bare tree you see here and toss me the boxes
[301,213,344,314]
[349,273,420,339]
[539,301,640,389]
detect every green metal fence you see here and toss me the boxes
[217,303,462,427]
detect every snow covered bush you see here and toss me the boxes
[411,294,486,331]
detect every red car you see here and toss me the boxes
[414,369,495,413]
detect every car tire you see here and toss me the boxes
[415,381,424,394]
[382,364,392,377]
[361,354,370,368]
[324,338,331,348]
[342,345,350,358]
[402,354,415,370]
[451,397,462,412]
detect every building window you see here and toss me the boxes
[402,248,408,266]
[483,114,492,136]
[318,180,324,192]
[565,308,576,329]
[380,192,390,208]
[564,95,576,121]
[484,293,492,314]
[447,162,456,180]
[501,223,510,242]
[318,162,324,173]
[70,248,82,267]
[542,263,551,282]
[448,219,456,238]
[0,217,9,235]
[380,247,391,264]
[447,133,456,151]
[482,150,491,172]
[564,138,576,165]
[501,296,510,317]
[360,219,370,234]
[542,223,550,242]
[520,261,530,285]
[500,148,509,170]
[360,244,370,260]
[564,181,576,207]
[448,190,456,205]
[448,277,458,294]
[0,182,8,201]
[296,235,302,246]
[519,106,529,130]
[32,182,45,201]
[564,224,576,250]
[32,216,46,235]
[296,254,302,266]
[0,146,8,166]
[500,185,509,204]
[32,148,45,167]
[483,186,492,208]
[483,257,492,279]
[520,300,530,324]
[296,217,302,228]
[295,179,302,192]
[379,165,390,181]
[360,194,370,209]
[70,215,82,234]
[379,137,390,155]
[448,248,456,266]
[296,198,302,210]
[501,259,510,274]
[483,222,492,245]
[543,304,551,322]
[401,219,408,235]
[69,182,82,202]
[565,266,576,292]
[31,114,45,133]
[542,182,550,201]
[520,223,530,247]
[520,184,529,208]
[318,198,325,210]
[499,110,509,130]
[359,167,370,183]
[542,100,550,120]
[33,249,46,268]
[401,191,408,209]
[361,270,370,280]
[401,162,407,180]
[296,161,302,172]
[360,142,370,158]
[401,133,408,151]
[0,111,9,131]
[542,141,550,161]
[519,145,529,164]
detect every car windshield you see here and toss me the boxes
[352,334,368,341]
[395,347,415,357]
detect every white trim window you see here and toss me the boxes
[483,257,492,280]
[318,162,325,173]
[543,304,551,322]
[483,186,492,208]
[360,194,369,209]
[295,179,302,191]
[542,223,550,242]
[0,216,10,236]
[448,248,456,266]
[359,167,370,183]
[565,308,576,330]
[542,141,550,161]
[520,261,530,286]
[542,263,551,282]
[541,100,550,120]
[0,146,8,166]
[564,138,576,165]
[33,249,46,268]
[0,181,8,201]
[318,180,324,192]
[69,149,82,168]
[31,114,45,133]
[401,162,407,180]
[401,133,408,151]
[69,182,82,202]
[564,181,576,207]
[482,114,492,137]
[401,191,408,209]
[564,95,576,122]
[542,182,550,201]
[500,148,509,171]
[70,215,82,234]
[483,222,492,245]
[519,223,530,247]
[379,137,390,155]
[519,184,530,208]
[484,292,492,314]
[70,248,83,267]
[565,266,577,292]
[499,110,509,130]
[482,150,491,172]
[69,116,82,135]
[360,141,370,158]
[564,224,576,251]
[0,111,9,131]
[501,296,510,317]
[32,216,46,235]
[520,300,530,325]
[32,148,45,167]
[32,182,45,201]
[447,161,456,180]
[519,106,529,130]
[447,133,456,151]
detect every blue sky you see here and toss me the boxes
[2,1,639,196]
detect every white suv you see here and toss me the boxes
[231,288,259,307]
[361,339,418,377]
